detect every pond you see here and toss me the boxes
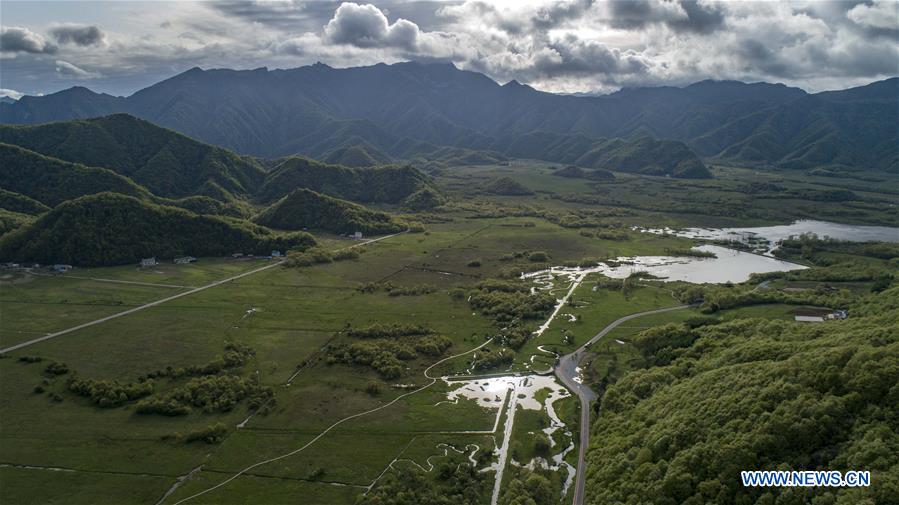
[524,244,806,287]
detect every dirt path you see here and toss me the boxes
[554,304,692,505]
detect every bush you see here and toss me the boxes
[528,251,549,262]
[44,362,69,375]
[184,423,229,444]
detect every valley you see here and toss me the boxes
[1,60,897,505]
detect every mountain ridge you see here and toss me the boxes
[1,63,895,172]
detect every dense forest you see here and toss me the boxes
[254,188,404,235]
[0,142,151,206]
[0,193,314,266]
[0,114,267,201]
[584,285,899,505]
[258,157,432,204]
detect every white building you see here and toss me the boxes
[174,256,196,265]
[271,250,282,257]
[140,257,157,268]
[353,231,363,240]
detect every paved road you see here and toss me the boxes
[0,231,407,355]
[554,304,691,505]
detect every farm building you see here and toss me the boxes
[174,256,196,264]
[52,264,72,273]
[140,257,157,268]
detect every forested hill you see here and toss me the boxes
[3,63,893,172]
[0,114,266,201]
[585,285,899,505]
[254,188,405,235]
[0,193,315,266]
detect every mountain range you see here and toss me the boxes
[4,62,893,173]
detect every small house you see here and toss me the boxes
[140,257,157,268]
[232,253,244,259]
[174,256,196,265]
[52,264,72,273]
[271,250,282,258]
[353,231,363,240]
[793,307,832,323]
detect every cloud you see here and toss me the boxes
[606,0,724,33]
[323,2,421,50]
[51,24,106,46]
[55,60,101,79]
[1,26,57,54]
[0,88,24,100]
[847,0,899,30]
[1,0,898,97]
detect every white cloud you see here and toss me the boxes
[847,0,899,30]
[1,1,897,95]
[55,60,101,79]
[0,88,24,99]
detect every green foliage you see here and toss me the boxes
[358,282,436,296]
[402,187,445,211]
[254,188,404,234]
[44,362,69,376]
[183,423,229,444]
[0,142,151,206]
[0,188,50,215]
[67,376,154,408]
[499,467,555,505]
[472,348,514,371]
[136,375,273,416]
[346,324,433,339]
[0,114,266,201]
[467,280,556,323]
[586,287,899,505]
[0,192,315,266]
[485,177,533,195]
[664,248,717,258]
[360,458,487,505]
[323,145,391,167]
[327,325,450,378]
[259,157,431,204]
[0,208,34,235]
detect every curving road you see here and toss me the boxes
[554,304,691,505]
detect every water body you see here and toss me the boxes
[524,245,806,287]
[640,220,899,253]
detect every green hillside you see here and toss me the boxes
[259,157,432,203]
[578,137,712,178]
[254,188,405,235]
[322,145,392,167]
[0,209,34,235]
[0,114,267,200]
[0,142,150,206]
[0,192,314,266]
[485,177,534,195]
[585,287,899,505]
[0,188,50,215]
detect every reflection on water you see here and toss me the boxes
[524,244,806,285]
[443,375,575,505]
[639,219,899,253]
